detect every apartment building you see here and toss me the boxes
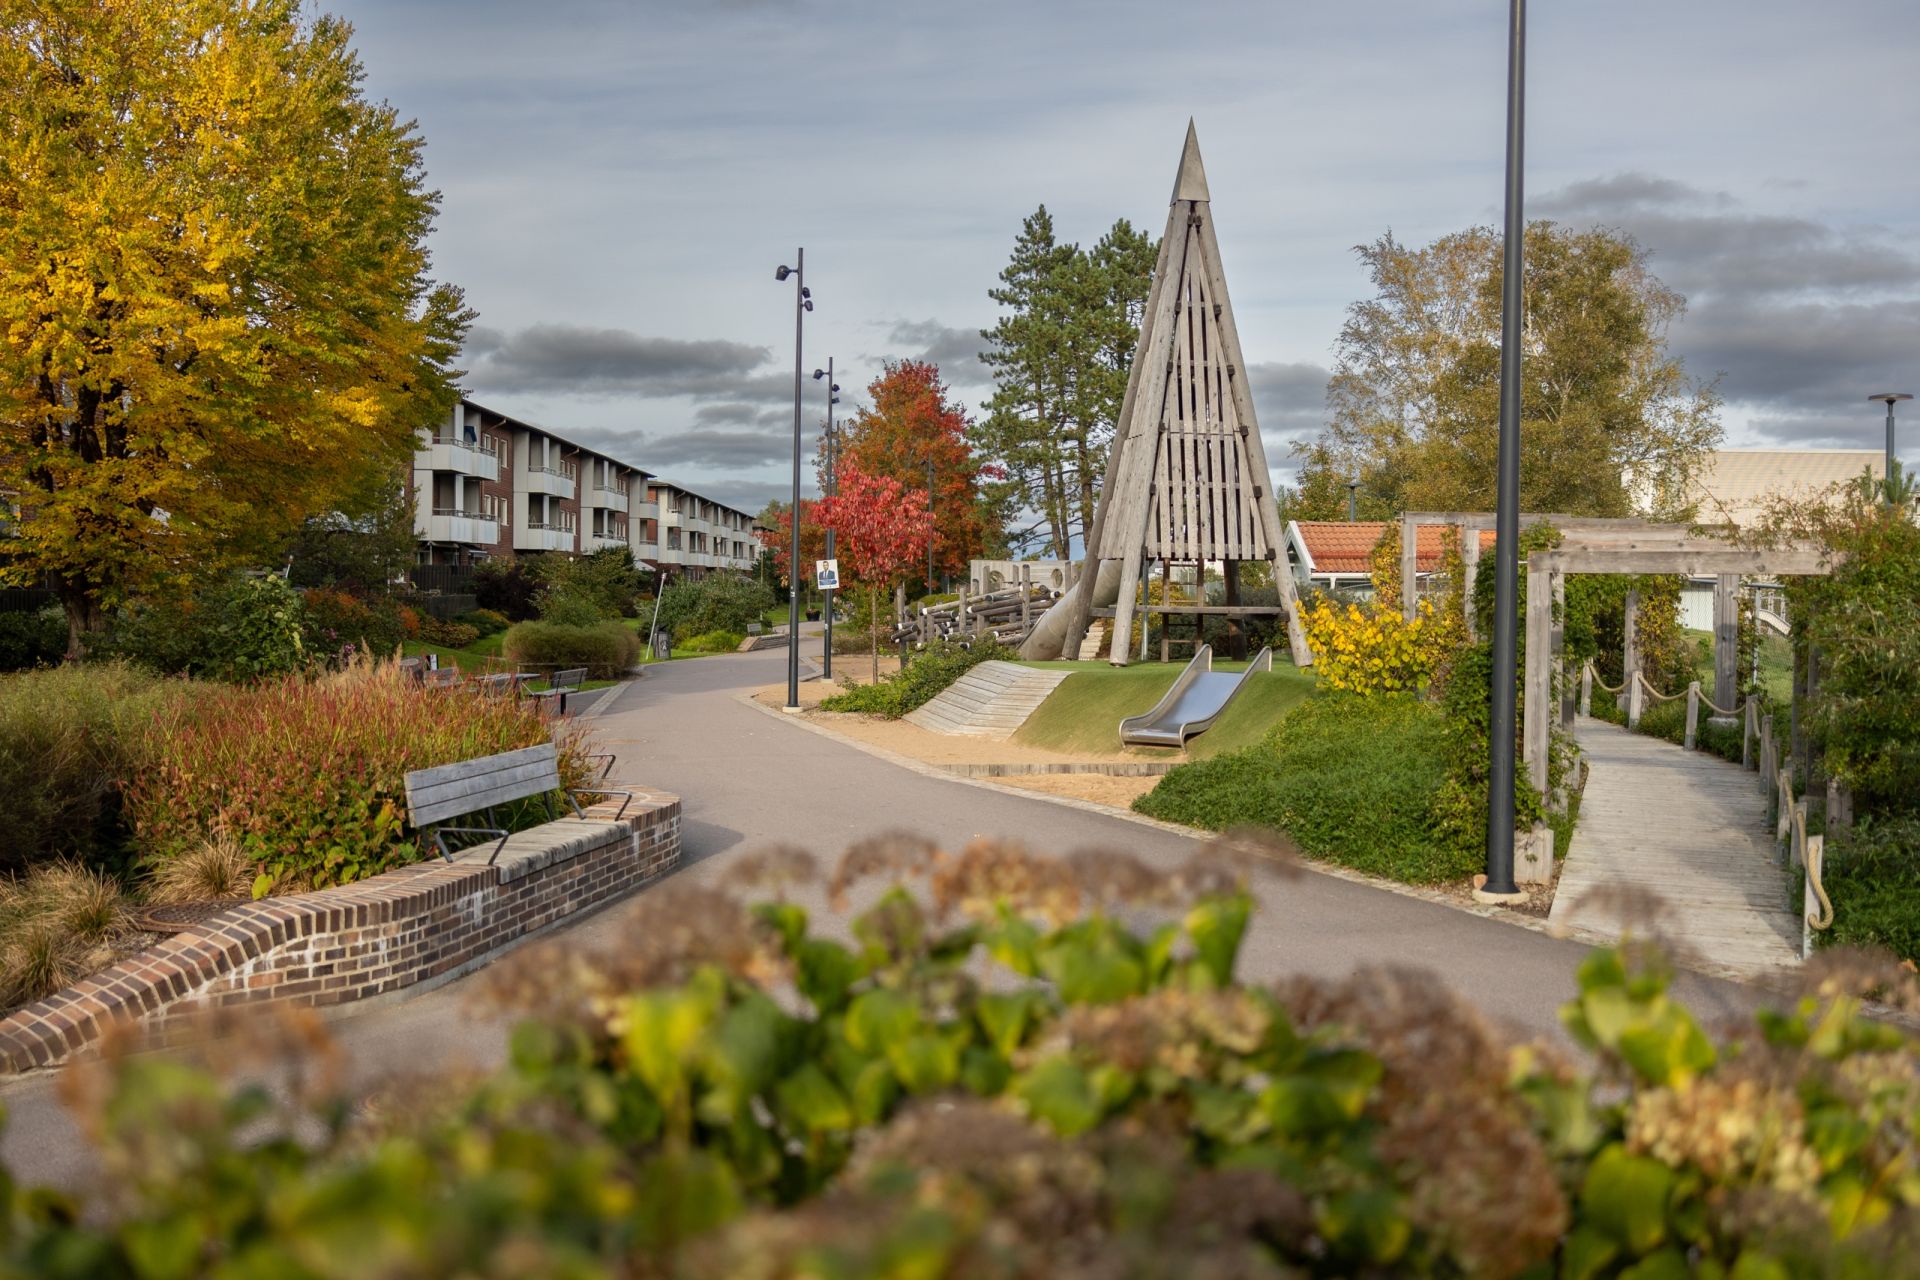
[411,397,763,576]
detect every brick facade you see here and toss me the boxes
[0,790,681,1074]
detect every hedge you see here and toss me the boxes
[502,620,640,679]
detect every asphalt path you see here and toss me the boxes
[0,647,1778,1189]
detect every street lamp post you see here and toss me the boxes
[1483,0,1527,900]
[1346,479,1362,522]
[1870,393,1912,502]
[774,251,813,709]
[813,360,841,678]
[925,453,936,594]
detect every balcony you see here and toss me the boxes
[585,530,628,553]
[660,508,682,527]
[420,509,499,546]
[631,500,659,520]
[582,479,630,510]
[522,459,577,499]
[514,519,576,553]
[419,436,502,482]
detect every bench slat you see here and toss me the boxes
[404,744,562,828]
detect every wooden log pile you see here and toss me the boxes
[891,584,1063,651]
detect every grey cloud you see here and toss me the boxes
[1246,360,1330,440]
[879,318,992,385]
[1535,174,1920,436]
[464,323,774,398]
[693,402,767,425]
[642,429,802,470]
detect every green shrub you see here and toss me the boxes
[0,662,190,875]
[1820,816,1920,961]
[0,606,65,671]
[680,629,745,655]
[111,576,308,681]
[1136,692,1473,883]
[536,587,608,627]
[1631,694,1746,764]
[457,608,511,636]
[656,574,775,643]
[415,614,480,649]
[502,620,639,679]
[819,638,1013,719]
[472,558,541,620]
[123,662,593,895]
[534,546,650,619]
[9,843,1920,1277]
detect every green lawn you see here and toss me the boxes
[1681,626,1793,704]
[1011,660,1316,760]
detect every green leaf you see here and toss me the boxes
[774,1063,853,1134]
[1559,1225,1621,1280]
[250,873,273,901]
[1185,893,1251,988]
[844,988,920,1056]
[1015,1057,1102,1137]
[753,900,809,950]
[974,991,1040,1058]
[1039,938,1143,1005]
[958,1046,1011,1097]
[703,992,788,1101]
[120,1215,202,1280]
[985,908,1041,976]
[1620,1247,1691,1280]
[1258,1077,1354,1139]
[1582,1144,1674,1255]
[1320,1188,1410,1264]
[792,938,863,1014]
[848,1058,898,1126]
[885,1031,963,1093]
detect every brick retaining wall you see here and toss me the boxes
[0,789,681,1074]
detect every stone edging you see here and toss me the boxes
[0,789,681,1075]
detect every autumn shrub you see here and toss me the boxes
[820,638,1014,718]
[1297,595,1458,694]
[0,606,65,671]
[502,620,640,679]
[12,839,1920,1277]
[300,587,406,663]
[457,607,511,636]
[1136,692,1474,882]
[473,557,541,620]
[122,662,594,895]
[415,614,480,649]
[0,662,189,875]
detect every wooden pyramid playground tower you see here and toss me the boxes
[1028,122,1312,667]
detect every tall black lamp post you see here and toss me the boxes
[1345,478,1362,522]
[1483,0,1527,900]
[925,453,937,594]
[774,251,812,709]
[1870,393,1912,502]
[813,359,841,677]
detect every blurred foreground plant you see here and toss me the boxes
[3,836,1919,1278]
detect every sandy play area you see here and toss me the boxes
[749,679,1176,809]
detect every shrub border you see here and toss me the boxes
[0,790,682,1074]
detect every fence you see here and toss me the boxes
[0,587,55,614]
[408,565,475,596]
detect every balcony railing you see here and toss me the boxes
[420,435,503,482]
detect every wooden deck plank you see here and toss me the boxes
[1549,716,1799,973]
[903,663,1072,741]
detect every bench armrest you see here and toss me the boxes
[431,824,511,866]
[565,787,634,821]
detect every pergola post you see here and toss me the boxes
[1400,514,1419,620]
[1623,587,1643,728]
[1461,525,1481,638]
[1523,552,1553,796]
[1712,573,1739,713]
[1552,565,1571,733]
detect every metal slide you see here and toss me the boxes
[1118,644,1273,749]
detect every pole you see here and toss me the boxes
[1484,0,1526,898]
[786,248,805,709]
[822,356,836,680]
[926,454,935,595]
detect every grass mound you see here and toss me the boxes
[1134,692,1477,884]
[1012,662,1315,760]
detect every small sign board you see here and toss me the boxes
[815,559,840,591]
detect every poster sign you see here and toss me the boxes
[815,559,840,590]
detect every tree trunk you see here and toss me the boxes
[58,580,100,663]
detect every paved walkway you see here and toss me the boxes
[1550,716,1799,972]
[0,653,1778,1189]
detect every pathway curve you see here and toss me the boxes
[1550,716,1799,972]
[1,652,1779,1189]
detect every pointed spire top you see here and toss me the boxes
[1171,118,1211,203]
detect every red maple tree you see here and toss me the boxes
[814,461,934,681]
[821,360,993,587]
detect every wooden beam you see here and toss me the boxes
[1713,574,1739,709]
[1524,554,1552,794]
[1547,547,1829,576]
[1400,513,1418,621]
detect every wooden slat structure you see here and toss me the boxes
[903,662,1072,740]
[1052,123,1312,668]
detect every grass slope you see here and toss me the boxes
[1011,661,1316,760]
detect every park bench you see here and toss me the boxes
[528,667,586,715]
[402,742,629,865]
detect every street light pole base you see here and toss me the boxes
[781,704,803,715]
[1471,874,1529,906]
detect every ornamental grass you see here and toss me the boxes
[125,658,594,895]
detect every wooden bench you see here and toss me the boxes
[402,742,629,865]
[528,667,587,715]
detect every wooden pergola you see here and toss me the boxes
[1394,512,1831,798]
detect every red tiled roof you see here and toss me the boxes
[1292,521,1496,575]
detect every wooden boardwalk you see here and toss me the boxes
[904,662,1071,740]
[1550,716,1800,973]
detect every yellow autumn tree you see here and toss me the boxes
[0,0,469,654]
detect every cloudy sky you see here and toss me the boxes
[341,0,1919,515]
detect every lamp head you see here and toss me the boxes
[774,265,793,282]
[803,299,814,312]
[831,383,841,393]
[1869,392,1914,405]
[813,368,826,380]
